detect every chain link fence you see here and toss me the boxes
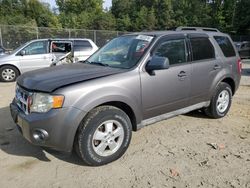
[231,35,250,42]
[0,25,249,50]
[0,25,130,50]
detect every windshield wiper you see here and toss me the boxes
[85,61,110,67]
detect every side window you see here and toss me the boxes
[190,37,215,61]
[22,41,48,55]
[214,36,236,57]
[51,42,72,53]
[154,38,186,65]
[74,40,93,51]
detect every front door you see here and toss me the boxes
[141,35,191,120]
[18,40,52,72]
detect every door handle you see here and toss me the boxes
[213,64,221,70]
[178,71,187,78]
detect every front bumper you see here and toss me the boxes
[10,100,86,152]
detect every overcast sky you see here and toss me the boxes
[41,0,112,9]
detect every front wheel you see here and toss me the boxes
[75,106,132,166]
[0,65,19,82]
[204,82,232,118]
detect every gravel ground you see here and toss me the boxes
[0,61,249,188]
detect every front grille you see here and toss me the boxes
[15,85,31,114]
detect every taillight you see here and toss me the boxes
[237,59,242,74]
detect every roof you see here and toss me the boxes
[125,30,227,38]
[28,38,93,43]
[124,27,225,37]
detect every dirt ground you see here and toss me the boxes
[0,61,249,188]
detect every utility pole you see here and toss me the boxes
[0,26,3,47]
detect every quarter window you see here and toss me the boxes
[154,39,186,65]
[190,37,215,61]
[214,36,236,57]
[74,40,92,51]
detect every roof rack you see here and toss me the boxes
[176,27,220,32]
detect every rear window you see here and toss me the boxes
[190,37,215,61]
[214,36,236,57]
[74,40,92,51]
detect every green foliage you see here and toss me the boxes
[56,0,112,30]
[234,0,250,34]
[0,0,60,28]
[56,0,103,14]
[91,12,116,30]
[0,0,249,34]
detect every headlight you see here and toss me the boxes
[30,93,64,113]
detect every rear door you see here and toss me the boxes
[18,40,52,72]
[50,40,73,61]
[188,34,220,105]
[141,34,192,119]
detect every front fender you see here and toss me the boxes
[55,71,142,125]
[73,86,142,124]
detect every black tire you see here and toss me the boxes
[0,65,19,82]
[75,106,132,166]
[204,82,232,119]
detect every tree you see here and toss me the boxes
[91,12,116,30]
[234,0,250,34]
[154,0,174,29]
[56,0,103,14]
[134,7,156,31]
[0,0,60,28]
[116,15,132,31]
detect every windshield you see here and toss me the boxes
[9,41,30,55]
[87,35,154,69]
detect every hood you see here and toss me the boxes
[0,54,11,60]
[17,63,126,92]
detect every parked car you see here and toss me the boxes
[234,41,250,59]
[0,46,6,56]
[10,28,241,166]
[0,38,98,82]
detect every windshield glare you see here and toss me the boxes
[87,35,154,69]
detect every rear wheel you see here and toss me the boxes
[204,82,232,118]
[0,65,19,82]
[75,106,132,166]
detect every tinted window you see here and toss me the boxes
[22,41,48,55]
[190,37,215,61]
[214,36,236,57]
[74,40,92,51]
[154,39,186,65]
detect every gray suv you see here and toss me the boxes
[10,28,241,166]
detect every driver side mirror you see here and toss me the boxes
[20,50,26,56]
[146,56,170,73]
